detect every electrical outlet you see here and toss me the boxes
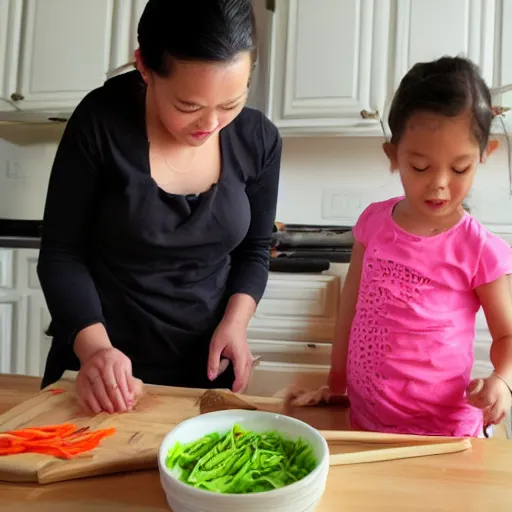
[322,188,365,221]
[5,160,27,179]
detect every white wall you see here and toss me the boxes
[0,125,511,240]
[0,124,65,220]
[277,135,512,239]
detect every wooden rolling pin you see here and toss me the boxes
[319,429,467,444]
[328,438,472,466]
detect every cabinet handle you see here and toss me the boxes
[360,110,379,120]
[266,0,275,12]
[10,92,24,102]
[492,106,510,117]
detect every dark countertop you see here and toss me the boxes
[0,236,41,249]
[0,219,43,249]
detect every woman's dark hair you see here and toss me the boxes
[388,56,493,153]
[137,0,257,76]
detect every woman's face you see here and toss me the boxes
[141,52,252,146]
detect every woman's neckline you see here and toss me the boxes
[135,72,227,198]
[389,196,469,240]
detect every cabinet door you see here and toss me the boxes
[268,0,391,135]
[393,0,496,90]
[247,273,340,343]
[492,0,512,133]
[0,248,15,374]
[0,301,15,373]
[10,0,115,111]
[15,249,52,377]
[246,362,330,398]
[473,309,494,379]
[108,0,147,74]
[27,292,52,377]
[0,0,22,110]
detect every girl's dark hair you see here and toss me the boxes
[137,0,257,76]
[388,56,493,153]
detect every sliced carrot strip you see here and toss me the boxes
[49,388,66,395]
[0,423,116,459]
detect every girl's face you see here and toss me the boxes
[139,52,252,146]
[384,112,498,220]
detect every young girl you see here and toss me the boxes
[296,56,512,438]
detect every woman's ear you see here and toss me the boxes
[383,142,399,172]
[134,49,150,84]
[481,139,500,163]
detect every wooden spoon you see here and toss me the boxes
[198,389,258,414]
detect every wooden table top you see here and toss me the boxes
[1,373,511,511]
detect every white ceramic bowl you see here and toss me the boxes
[158,409,330,512]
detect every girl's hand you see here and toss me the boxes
[207,320,254,393]
[466,373,512,426]
[285,385,350,407]
[328,366,347,396]
[76,347,143,415]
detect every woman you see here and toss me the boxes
[37,0,282,415]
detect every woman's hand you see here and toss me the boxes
[207,319,254,393]
[467,373,512,427]
[74,324,143,414]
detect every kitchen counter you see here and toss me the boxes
[1,374,512,511]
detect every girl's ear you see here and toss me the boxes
[383,142,399,172]
[481,139,500,163]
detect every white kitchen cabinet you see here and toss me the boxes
[9,0,115,112]
[0,0,22,113]
[392,0,496,91]
[0,248,50,377]
[16,249,51,377]
[108,0,147,73]
[491,0,512,133]
[265,0,512,136]
[246,268,345,397]
[267,0,391,135]
[247,272,340,342]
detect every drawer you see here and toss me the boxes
[15,249,41,291]
[248,274,340,343]
[248,339,331,366]
[246,361,329,398]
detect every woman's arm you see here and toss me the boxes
[225,120,282,312]
[37,99,110,360]
[328,241,365,393]
[207,118,281,392]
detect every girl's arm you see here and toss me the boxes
[328,240,365,393]
[477,274,512,386]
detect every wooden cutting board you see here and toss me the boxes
[0,372,283,485]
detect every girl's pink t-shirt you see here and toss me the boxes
[348,197,512,437]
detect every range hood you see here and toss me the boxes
[0,99,71,125]
[0,65,135,125]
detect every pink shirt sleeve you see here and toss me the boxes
[472,232,512,289]
[352,204,375,246]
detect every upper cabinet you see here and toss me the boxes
[492,0,512,132]
[267,0,391,136]
[0,0,116,116]
[0,0,511,131]
[264,0,512,135]
[109,0,147,72]
[0,0,22,113]
[392,0,496,89]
